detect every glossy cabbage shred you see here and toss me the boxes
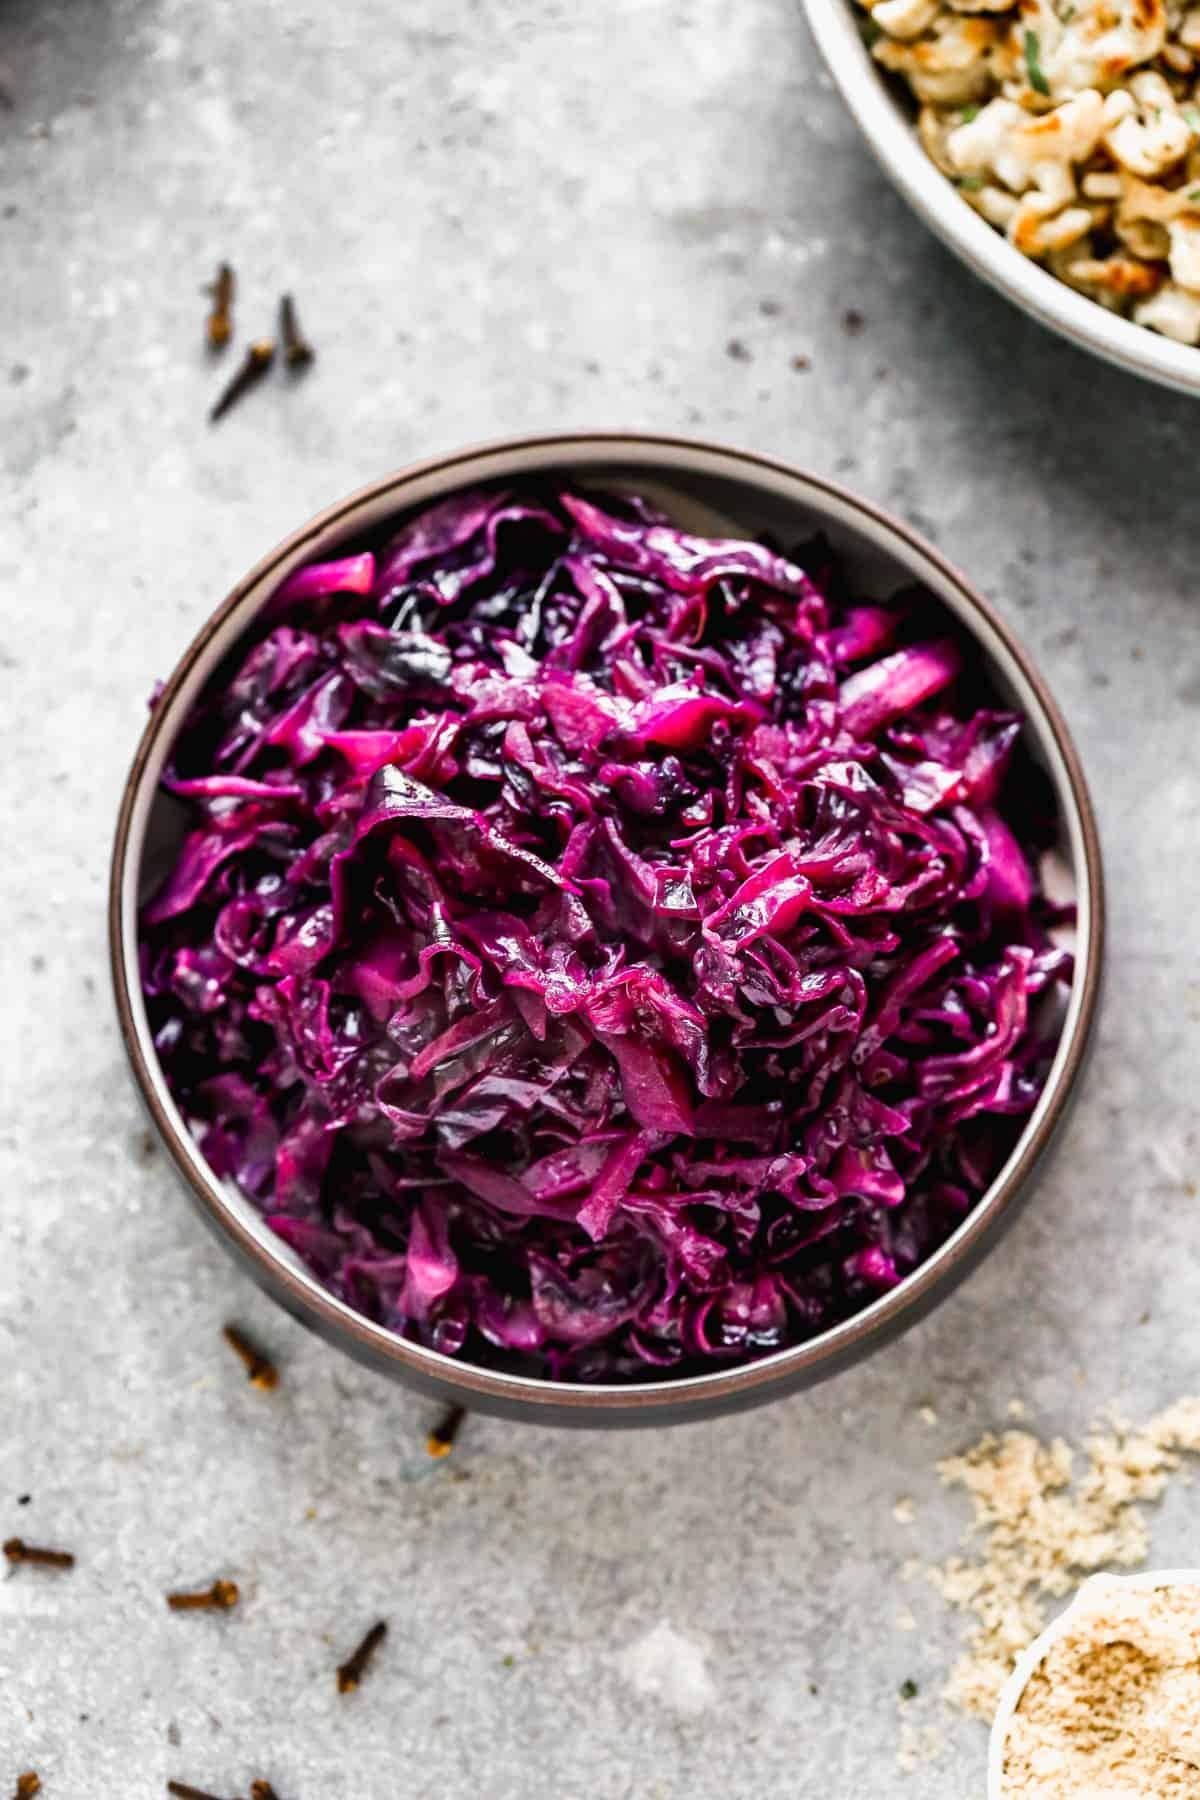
[141,485,1071,1382]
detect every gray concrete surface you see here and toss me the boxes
[4,0,1200,1794]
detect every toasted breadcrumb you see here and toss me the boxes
[1001,1576,1200,1795]
[926,1399,1200,1720]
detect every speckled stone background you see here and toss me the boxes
[3,1,1200,1795]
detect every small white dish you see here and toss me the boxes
[988,1568,1200,1798]
[801,0,1200,398]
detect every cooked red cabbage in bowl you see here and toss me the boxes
[139,484,1071,1382]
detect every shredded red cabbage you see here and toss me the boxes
[140,485,1071,1382]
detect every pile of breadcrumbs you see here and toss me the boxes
[927,1397,1200,1718]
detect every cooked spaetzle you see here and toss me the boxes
[861,0,1200,340]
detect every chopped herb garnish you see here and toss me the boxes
[337,1619,388,1694]
[957,174,985,190]
[859,14,883,44]
[501,1654,516,1668]
[900,1678,920,1700]
[960,103,980,122]
[1186,107,1200,130]
[1057,2,1076,18]
[1024,29,1051,97]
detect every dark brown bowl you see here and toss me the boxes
[109,432,1104,1426]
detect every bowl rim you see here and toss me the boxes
[986,1568,1200,1796]
[800,0,1200,398]
[109,429,1105,1417]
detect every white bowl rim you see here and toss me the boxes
[801,0,1200,398]
[987,1566,1200,1797]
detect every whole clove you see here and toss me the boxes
[222,1325,278,1392]
[205,262,235,350]
[249,1783,281,1800]
[279,294,314,370]
[426,1405,466,1459]
[166,1578,239,1612]
[209,339,274,423]
[336,1618,387,1694]
[167,1784,227,1800]
[15,1775,41,1799]
[4,1537,74,1570]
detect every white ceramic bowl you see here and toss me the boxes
[987,1568,1200,1796]
[801,0,1200,397]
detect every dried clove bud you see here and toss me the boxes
[209,339,274,423]
[222,1325,278,1392]
[4,1538,75,1570]
[166,1783,228,1800]
[336,1618,387,1694]
[426,1404,466,1458]
[249,1783,282,1800]
[166,1578,239,1612]
[205,262,235,350]
[279,294,314,370]
[15,1775,41,1799]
